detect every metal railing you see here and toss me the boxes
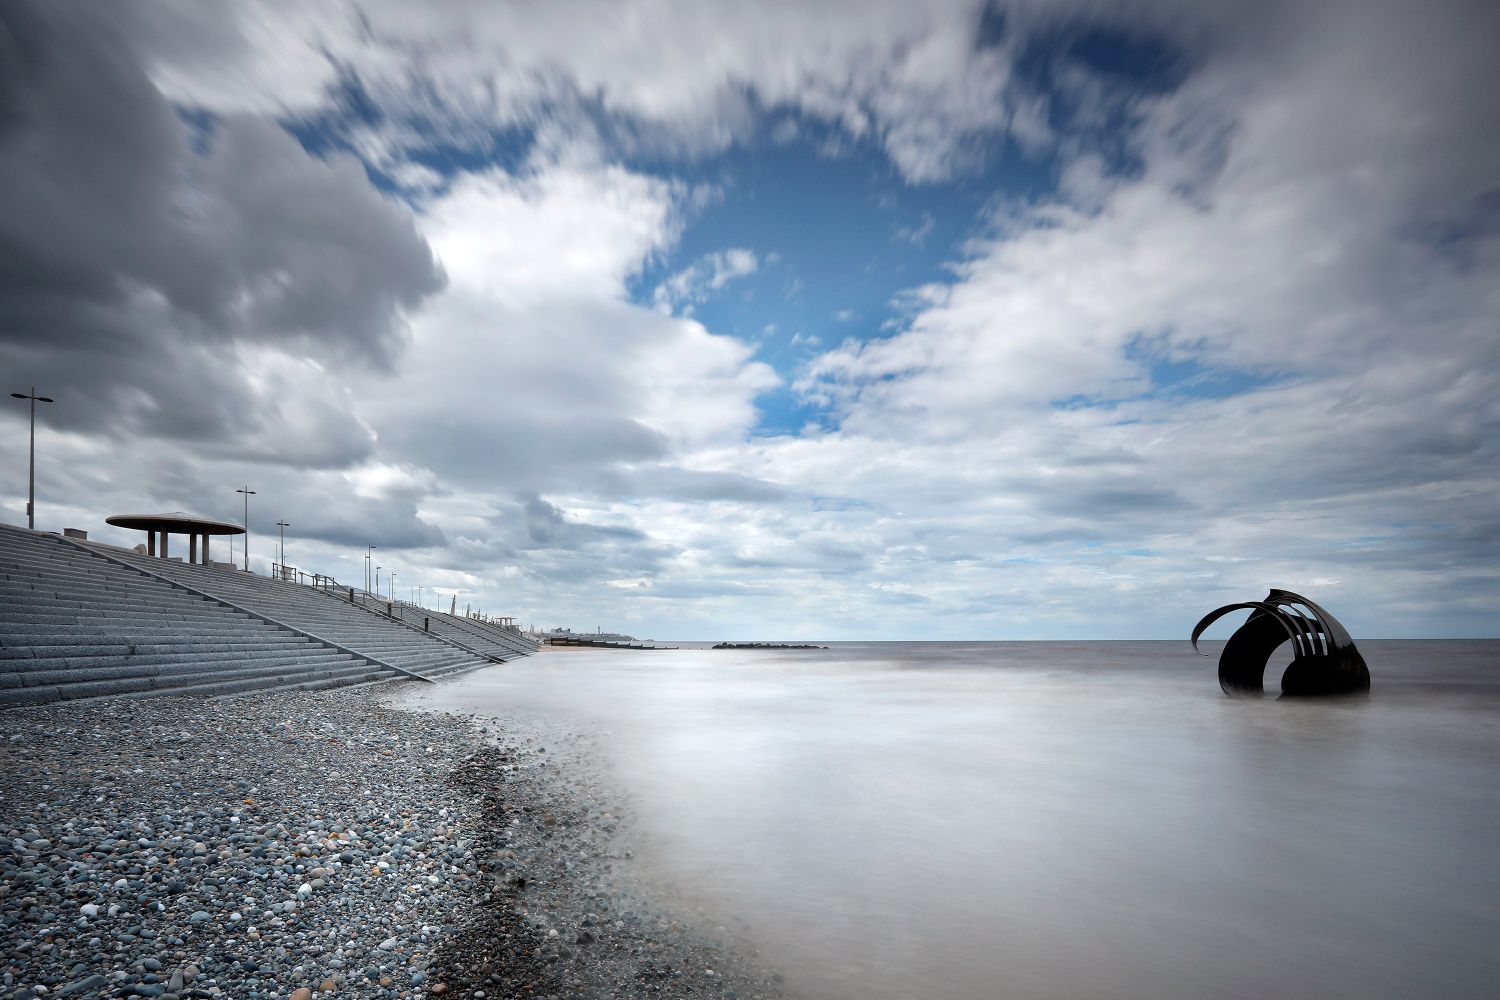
[278,567,533,642]
[270,562,303,583]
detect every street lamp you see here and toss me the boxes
[9,387,54,530]
[375,564,382,598]
[235,486,255,571]
[390,572,397,604]
[365,544,377,595]
[276,521,290,573]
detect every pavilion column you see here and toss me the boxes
[161,532,169,559]
[148,530,156,557]
[189,533,197,563]
[202,533,210,565]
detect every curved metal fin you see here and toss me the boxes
[1191,601,1302,655]
[1277,591,1355,649]
[1273,598,1322,657]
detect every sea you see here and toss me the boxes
[405,639,1500,1000]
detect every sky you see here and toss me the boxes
[1,0,1497,640]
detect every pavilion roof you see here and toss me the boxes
[104,512,244,535]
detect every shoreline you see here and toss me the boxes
[0,685,789,1000]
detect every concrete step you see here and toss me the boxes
[228,668,404,696]
[303,637,480,660]
[74,664,403,704]
[1,569,218,591]
[215,671,410,699]
[0,622,299,644]
[0,605,255,625]
[0,641,334,665]
[5,647,358,682]
[3,652,362,692]
[0,592,260,617]
[361,652,489,673]
[432,617,536,652]
[0,574,221,599]
[338,639,472,655]
[0,566,183,591]
[424,661,496,680]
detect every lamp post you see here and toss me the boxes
[365,544,377,595]
[375,565,382,599]
[417,585,423,609]
[276,521,289,575]
[9,387,54,530]
[236,486,255,571]
[390,572,397,604]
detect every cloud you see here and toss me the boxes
[118,0,1055,183]
[652,248,761,315]
[772,0,1500,636]
[359,161,777,500]
[1,2,787,618]
[0,0,443,465]
[4,0,1497,640]
[425,161,684,304]
[893,212,936,247]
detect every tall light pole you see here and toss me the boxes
[236,486,255,571]
[390,572,397,604]
[9,387,54,530]
[276,520,290,572]
[365,544,377,595]
[375,564,382,598]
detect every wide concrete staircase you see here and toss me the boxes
[387,602,538,659]
[444,613,540,655]
[86,544,501,681]
[0,523,405,707]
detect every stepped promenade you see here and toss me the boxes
[0,520,787,1000]
[0,521,537,707]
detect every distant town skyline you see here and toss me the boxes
[2,1,1497,639]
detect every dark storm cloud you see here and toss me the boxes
[519,493,648,549]
[280,497,446,550]
[378,415,669,496]
[0,1,443,462]
[398,493,680,586]
[472,494,679,584]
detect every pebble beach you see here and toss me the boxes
[0,685,790,1000]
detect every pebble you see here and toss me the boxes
[0,689,791,1000]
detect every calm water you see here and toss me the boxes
[403,640,1500,1000]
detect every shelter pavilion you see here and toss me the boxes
[104,511,244,566]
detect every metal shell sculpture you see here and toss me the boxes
[1191,589,1370,697]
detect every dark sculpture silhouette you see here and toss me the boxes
[1191,589,1370,697]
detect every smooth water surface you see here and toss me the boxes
[404,640,1500,1000]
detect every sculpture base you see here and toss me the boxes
[1279,648,1371,697]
